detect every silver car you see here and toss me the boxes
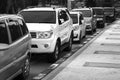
[0,14,31,80]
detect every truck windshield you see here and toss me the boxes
[94,9,103,15]
[19,11,56,23]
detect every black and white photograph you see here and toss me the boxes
[0,0,120,80]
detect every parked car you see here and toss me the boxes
[18,7,73,62]
[92,7,105,28]
[0,14,31,80]
[72,8,97,34]
[104,7,115,23]
[70,11,86,43]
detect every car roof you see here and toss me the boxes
[70,11,80,15]
[92,7,103,9]
[20,7,68,12]
[0,14,22,19]
[72,8,92,11]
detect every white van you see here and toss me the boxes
[70,11,86,43]
[18,7,73,62]
[72,8,97,34]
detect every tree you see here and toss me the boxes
[85,0,96,7]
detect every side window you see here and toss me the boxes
[63,11,69,21]
[8,19,22,42]
[79,16,82,25]
[80,14,83,20]
[93,10,95,16]
[58,10,69,24]
[17,19,28,35]
[0,20,9,44]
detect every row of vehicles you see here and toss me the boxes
[0,6,110,79]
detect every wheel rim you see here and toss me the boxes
[23,58,30,79]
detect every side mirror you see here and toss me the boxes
[59,19,64,25]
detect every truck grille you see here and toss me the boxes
[30,32,36,38]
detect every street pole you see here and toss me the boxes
[67,0,74,10]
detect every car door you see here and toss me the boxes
[5,18,24,79]
[58,10,70,45]
[0,19,16,80]
[14,18,31,72]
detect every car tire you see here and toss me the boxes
[65,34,73,51]
[48,41,60,63]
[20,56,30,80]
[83,30,86,38]
[77,33,81,44]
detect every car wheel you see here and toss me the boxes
[83,30,86,38]
[48,41,60,63]
[66,34,73,51]
[94,28,96,32]
[20,57,30,80]
[78,33,81,44]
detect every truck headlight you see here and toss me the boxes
[37,30,53,39]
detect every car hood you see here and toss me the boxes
[26,23,56,32]
[84,17,92,23]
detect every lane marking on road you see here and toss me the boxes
[87,38,92,41]
[83,41,88,44]
[33,73,46,80]
[109,33,120,35]
[89,36,94,38]
[112,30,120,32]
[106,38,120,40]
[101,43,120,46]
[83,62,120,69]
[48,64,59,69]
[94,51,120,55]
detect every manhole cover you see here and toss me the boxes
[94,51,120,55]
[84,62,120,69]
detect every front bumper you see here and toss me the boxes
[86,24,92,32]
[30,37,56,53]
[97,20,104,27]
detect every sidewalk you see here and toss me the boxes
[42,21,120,80]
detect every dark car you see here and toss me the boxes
[93,7,105,28]
[0,14,31,80]
[104,7,115,23]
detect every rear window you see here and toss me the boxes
[70,14,78,24]
[19,11,56,23]
[0,20,9,44]
[74,10,92,17]
[94,9,103,15]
